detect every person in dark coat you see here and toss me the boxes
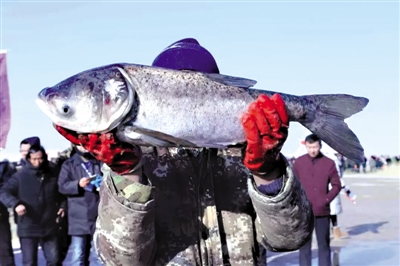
[58,144,102,266]
[0,136,43,266]
[51,144,77,264]
[7,136,42,220]
[0,145,66,266]
[0,160,16,266]
[293,134,342,266]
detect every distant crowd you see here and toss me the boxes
[346,155,400,173]
[341,155,399,174]
[288,153,400,175]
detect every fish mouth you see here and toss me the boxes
[53,124,115,146]
[52,124,87,145]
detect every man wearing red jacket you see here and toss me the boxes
[293,134,341,266]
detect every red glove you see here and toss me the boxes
[241,94,289,173]
[55,125,142,175]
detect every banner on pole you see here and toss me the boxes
[0,51,11,149]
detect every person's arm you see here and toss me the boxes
[58,161,81,195]
[57,186,68,210]
[94,164,156,266]
[55,126,157,265]
[252,155,285,197]
[56,187,67,222]
[0,161,16,187]
[0,174,22,210]
[241,94,313,251]
[0,162,7,191]
[339,177,346,190]
[248,155,314,252]
[326,162,341,203]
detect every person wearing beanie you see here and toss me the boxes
[56,38,313,265]
[152,38,220,74]
[19,137,41,161]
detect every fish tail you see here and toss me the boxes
[299,94,369,163]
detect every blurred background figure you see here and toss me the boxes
[14,137,41,171]
[0,145,66,266]
[51,144,76,264]
[52,144,76,175]
[0,136,42,266]
[329,153,351,240]
[58,145,103,266]
[0,160,16,266]
[294,134,341,266]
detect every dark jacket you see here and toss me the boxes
[293,153,341,216]
[2,159,26,225]
[0,161,66,238]
[0,160,14,220]
[58,153,102,236]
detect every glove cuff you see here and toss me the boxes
[109,146,143,175]
[251,153,285,176]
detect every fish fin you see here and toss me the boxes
[124,127,198,147]
[189,142,229,149]
[300,94,369,163]
[204,73,257,88]
[139,135,174,147]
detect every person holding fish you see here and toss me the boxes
[49,38,316,265]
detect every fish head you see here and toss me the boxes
[36,64,135,133]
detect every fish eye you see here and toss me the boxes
[62,105,70,115]
[115,71,121,78]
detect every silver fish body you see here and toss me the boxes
[36,63,369,163]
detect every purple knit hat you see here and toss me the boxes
[21,136,41,147]
[152,38,220,74]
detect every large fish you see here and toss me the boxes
[36,63,369,163]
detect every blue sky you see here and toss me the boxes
[0,0,398,161]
